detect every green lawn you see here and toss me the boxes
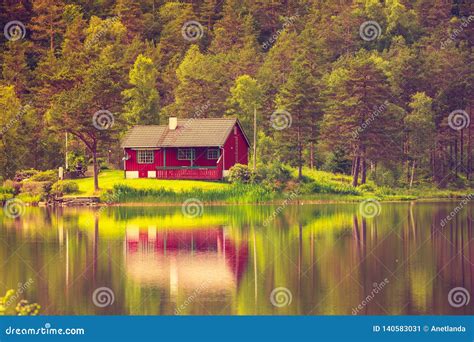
[72,170,229,196]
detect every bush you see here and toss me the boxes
[20,181,52,201]
[29,170,58,183]
[358,183,376,193]
[228,164,253,184]
[0,181,16,194]
[51,180,79,195]
[14,169,39,182]
[254,163,293,190]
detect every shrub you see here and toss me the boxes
[301,180,361,195]
[20,181,52,201]
[254,163,293,190]
[14,169,39,182]
[358,183,376,193]
[51,180,79,195]
[228,164,253,184]
[29,170,58,183]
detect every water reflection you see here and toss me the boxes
[0,202,472,315]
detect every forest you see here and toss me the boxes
[0,0,473,192]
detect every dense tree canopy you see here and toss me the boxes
[0,0,472,189]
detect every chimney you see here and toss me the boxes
[169,117,178,130]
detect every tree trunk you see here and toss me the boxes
[409,160,416,188]
[297,129,303,179]
[253,106,257,171]
[361,157,367,184]
[92,150,99,192]
[310,142,314,169]
[352,156,360,187]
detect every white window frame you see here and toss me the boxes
[137,150,154,164]
[177,148,195,160]
[207,148,220,160]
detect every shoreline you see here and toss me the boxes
[29,195,472,208]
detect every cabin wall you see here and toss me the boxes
[222,124,249,170]
[124,148,163,178]
[164,147,219,168]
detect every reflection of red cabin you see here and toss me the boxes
[121,118,250,180]
[125,226,248,289]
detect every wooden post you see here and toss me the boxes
[253,106,257,171]
[65,132,68,170]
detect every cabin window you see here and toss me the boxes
[207,148,220,160]
[137,150,154,164]
[178,148,195,160]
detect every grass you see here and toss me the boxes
[33,168,474,205]
[72,170,229,196]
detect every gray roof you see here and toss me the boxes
[121,118,249,148]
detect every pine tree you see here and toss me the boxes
[30,0,65,52]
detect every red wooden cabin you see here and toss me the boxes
[121,118,250,180]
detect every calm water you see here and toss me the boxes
[0,202,473,315]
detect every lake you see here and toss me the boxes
[0,201,473,315]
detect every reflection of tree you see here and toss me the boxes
[0,203,473,315]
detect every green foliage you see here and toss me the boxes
[14,169,40,182]
[20,181,52,201]
[51,180,79,195]
[29,170,58,183]
[0,0,472,192]
[254,163,293,191]
[123,54,160,125]
[104,183,273,204]
[228,164,253,184]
